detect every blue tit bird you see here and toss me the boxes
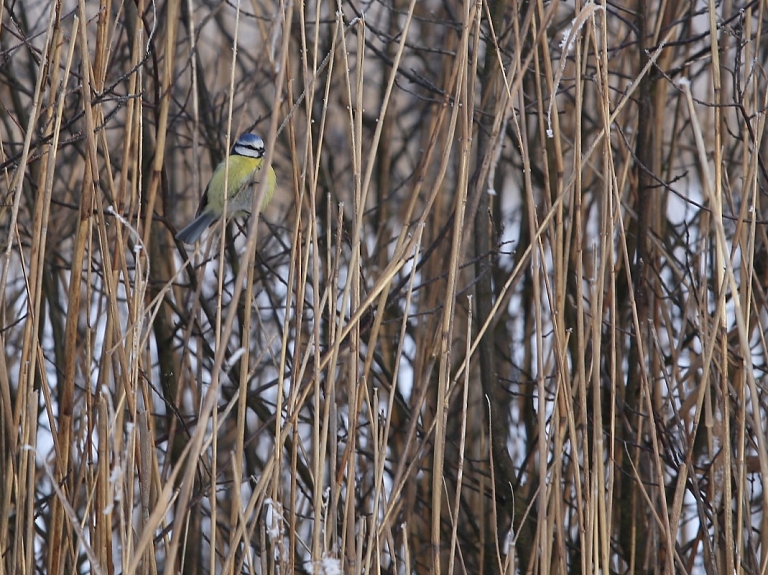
[176,133,277,244]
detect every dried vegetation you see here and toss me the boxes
[2,0,768,574]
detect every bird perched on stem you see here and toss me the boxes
[176,133,276,244]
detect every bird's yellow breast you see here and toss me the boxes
[205,155,263,211]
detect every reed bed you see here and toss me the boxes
[2,0,767,574]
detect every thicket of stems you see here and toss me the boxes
[1,1,767,574]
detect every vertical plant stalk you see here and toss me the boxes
[430,1,478,572]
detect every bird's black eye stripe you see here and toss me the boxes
[233,141,264,158]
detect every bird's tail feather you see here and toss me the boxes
[176,212,218,244]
